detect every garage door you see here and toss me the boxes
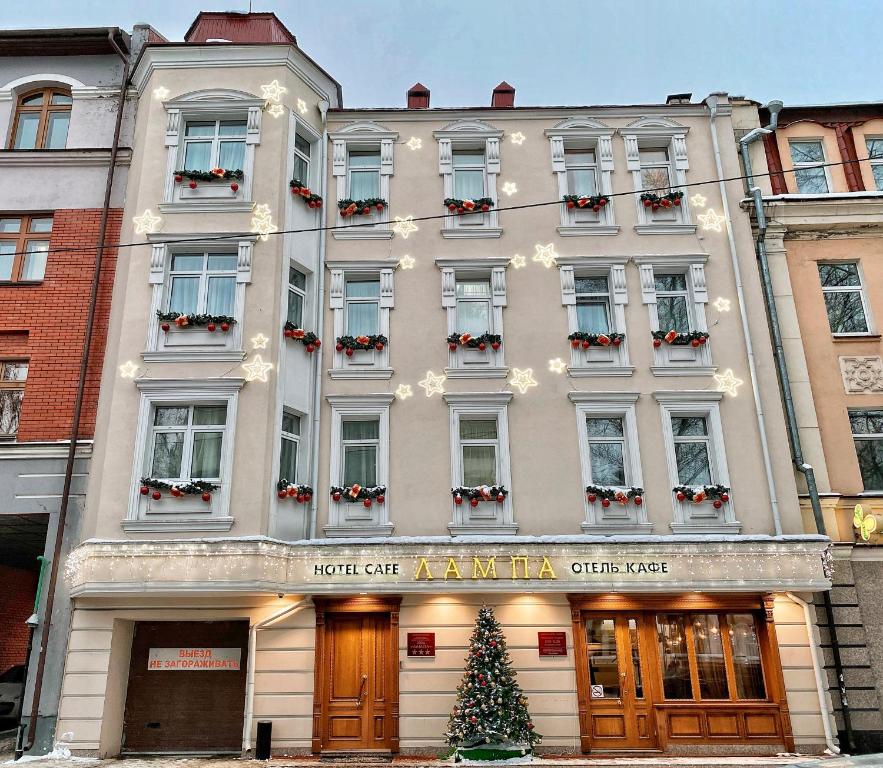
[122,620,249,753]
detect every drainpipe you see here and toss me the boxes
[307,98,330,541]
[23,29,130,754]
[740,102,853,753]
[787,593,840,754]
[242,598,311,752]
[705,94,781,536]
[14,556,47,760]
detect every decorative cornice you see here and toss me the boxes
[134,377,245,395]
[435,257,511,269]
[653,390,724,403]
[146,232,256,244]
[557,256,630,268]
[568,391,640,404]
[443,392,513,405]
[325,260,398,271]
[0,148,132,168]
[325,393,395,406]
[631,253,709,266]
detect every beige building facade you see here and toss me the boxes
[56,16,835,757]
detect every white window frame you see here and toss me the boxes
[181,118,246,170]
[788,139,831,194]
[279,409,301,483]
[444,392,516,535]
[620,117,694,234]
[818,261,874,336]
[142,234,257,363]
[867,137,883,191]
[330,121,397,240]
[654,391,740,534]
[850,409,883,492]
[125,378,243,531]
[325,393,394,537]
[0,360,27,440]
[437,258,508,378]
[165,250,237,315]
[546,117,618,235]
[569,392,650,534]
[327,261,394,379]
[285,115,322,230]
[636,254,713,375]
[144,235,254,363]
[160,90,262,212]
[435,120,502,239]
[292,131,312,186]
[559,258,632,376]
[287,264,307,328]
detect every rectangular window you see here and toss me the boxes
[692,613,729,699]
[565,150,598,197]
[167,252,237,317]
[288,266,307,327]
[868,138,883,191]
[0,215,52,283]
[344,279,380,336]
[671,416,712,486]
[347,151,380,199]
[586,417,626,486]
[789,140,829,194]
[639,148,672,194]
[0,360,28,438]
[459,418,498,487]
[341,418,379,487]
[293,133,311,184]
[850,409,883,490]
[727,614,766,699]
[280,410,300,481]
[657,614,692,699]
[818,263,869,334]
[182,120,247,172]
[575,276,611,334]
[148,403,227,480]
[455,279,492,335]
[452,149,486,199]
[655,273,691,333]
[585,617,620,698]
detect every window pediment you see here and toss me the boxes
[329,120,398,141]
[434,119,502,141]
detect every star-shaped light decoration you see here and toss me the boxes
[418,370,446,397]
[510,131,526,145]
[297,98,308,115]
[243,354,273,383]
[152,86,169,100]
[509,368,538,394]
[714,368,743,397]
[133,209,161,234]
[698,208,726,232]
[548,358,566,374]
[398,254,415,270]
[260,80,287,103]
[406,136,422,151]
[119,361,139,378]
[395,384,413,400]
[509,254,526,269]
[268,103,285,118]
[251,204,277,241]
[251,333,269,350]
[502,181,518,196]
[392,215,418,239]
[713,296,731,313]
[690,193,707,208]
[532,243,558,269]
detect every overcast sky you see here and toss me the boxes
[3,0,880,108]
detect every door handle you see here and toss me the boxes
[356,674,368,708]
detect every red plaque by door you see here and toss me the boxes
[407,632,435,657]
[538,631,567,656]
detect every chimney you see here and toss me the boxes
[491,81,515,108]
[665,92,692,105]
[407,83,430,109]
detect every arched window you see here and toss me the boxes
[9,87,72,150]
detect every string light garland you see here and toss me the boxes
[156,311,234,332]
[290,179,323,208]
[336,334,387,354]
[674,484,730,509]
[569,331,624,349]
[652,330,709,348]
[447,332,501,352]
[284,323,321,352]
[139,478,217,502]
[330,484,386,507]
[586,485,643,507]
[452,486,508,507]
[339,198,386,216]
[277,480,313,503]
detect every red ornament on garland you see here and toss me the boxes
[345,348,354,357]
[220,322,230,332]
[643,199,653,207]
[278,490,287,499]
[674,197,682,206]
[306,344,315,353]
[470,497,479,508]
[206,323,216,332]
[140,485,150,495]
[720,493,729,502]
[201,492,211,503]
[375,342,384,351]
[336,342,344,352]
[653,338,663,348]
[161,323,170,332]
[151,490,162,500]
[634,496,643,506]
[587,493,597,503]
[699,336,707,345]
[691,338,701,347]
[175,174,183,183]
[566,200,575,209]
[571,339,580,349]
[454,494,463,505]
[713,499,723,509]
[478,342,486,351]
[581,340,590,349]
[496,493,505,503]
[601,498,611,508]
[230,182,239,193]
[612,337,622,346]
[332,491,342,502]
[449,343,458,351]
[676,491,686,502]
[189,181,197,189]
[376,495,385,504]
[363,498,372,508]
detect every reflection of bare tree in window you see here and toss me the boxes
[641,167,671,194]
[851,410,883,490]
[672,417,712,485]
[818,264,868,333]
[0,390,23,436]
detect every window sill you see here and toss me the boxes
[445,366,509,379]
[669,521,742,535]
[557,224,620,237]
[323,523,395,537]
[581,522,653,535]
[0,280,43,287]
[332,228,394,241]
[448,522,519,536]
[328,366,394,380]
[441,227,503,240]
[651,365,717,377]
[158,201,254,214]
[121,517,234,532]
[142,350,246,363]
[568,365,635,378]
[833,334,882,342]
[634,224,697,235]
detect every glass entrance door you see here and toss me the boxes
[583,614,657,751]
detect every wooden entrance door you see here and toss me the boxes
[580,614,657,751]
[319,611,395,752]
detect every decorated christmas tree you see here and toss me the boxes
[445,606,541,761]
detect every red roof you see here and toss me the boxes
[184,12,296,44]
